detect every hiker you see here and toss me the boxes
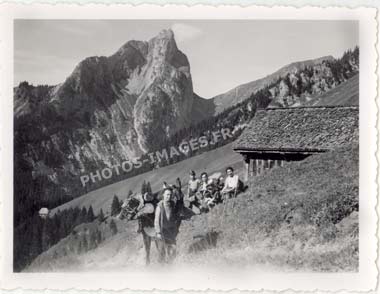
[163,178,185,218]
[198,172,217,211]
[184,170,202,213]
[154,188,180,263]
[221,167,239,200]
[187,170,201,197]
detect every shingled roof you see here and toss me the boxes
[233,106,359,152]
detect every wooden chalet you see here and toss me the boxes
[233,106,359,181]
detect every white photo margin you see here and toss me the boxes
[0,4,377,292]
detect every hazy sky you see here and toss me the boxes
[14,20,358,98]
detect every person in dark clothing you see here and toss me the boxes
[154,188,180,263]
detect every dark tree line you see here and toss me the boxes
[14,205,99,272]
[327,46,359,81]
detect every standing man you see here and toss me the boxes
[154,188,180,263]
[187,170,200,197]
[184,170,201,213]
[221,167,239,200]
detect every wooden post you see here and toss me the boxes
[248,159,251,177]
[256,159,259,176]
[252,158,257,176]
[259,159,263,174]
[256,159,260,175]
[243,154,249,182]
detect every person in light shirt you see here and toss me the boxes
[221,167,239,200]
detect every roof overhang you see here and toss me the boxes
[233,148,328,154]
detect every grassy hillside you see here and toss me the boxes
[28,145,358,272]
[176,145,358,271]
[52,142,243,215]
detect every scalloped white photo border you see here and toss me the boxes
[0,4,377,291]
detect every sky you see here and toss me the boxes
[14,20,358,98]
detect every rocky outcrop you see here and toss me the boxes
[211,56,335,113]
[267,56,358,108]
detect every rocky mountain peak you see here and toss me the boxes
[115,40,148,61]
[155,28,175,41]
[147,29,189,70]
[14,29,195,194]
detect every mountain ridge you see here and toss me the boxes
[210,55,335,113]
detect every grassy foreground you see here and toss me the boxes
[26,145,358,272]
[176,145,359,272]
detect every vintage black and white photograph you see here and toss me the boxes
[1,4,377,291]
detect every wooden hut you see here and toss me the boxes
[233,106,359,181]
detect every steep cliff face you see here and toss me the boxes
[132,30,193,151]
[14,29,194,222]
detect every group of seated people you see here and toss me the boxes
[184,166,241,214]
[118,166,243,227]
